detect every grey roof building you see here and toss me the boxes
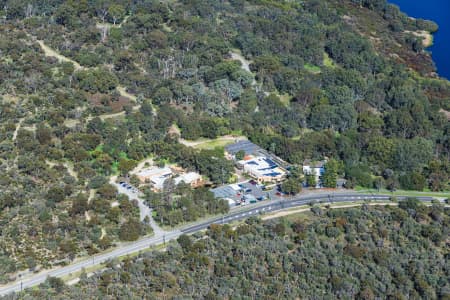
[211,185,238,199]
[225,140,262,156]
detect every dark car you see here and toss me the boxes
[257,196,264,201]
[276,192,282,196]
[245,188,252,193]
[249,180,257,185]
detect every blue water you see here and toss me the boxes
[389,0,450,79]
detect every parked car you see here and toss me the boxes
[276,192,282,196]
[257,196,264,201]
[249,180,257,185]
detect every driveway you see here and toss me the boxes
[110,176,165,237]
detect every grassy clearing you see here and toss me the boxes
[278,93,292,107]
[323,52,336,68]
[180,135,246,150]
[194,139,237,150]
[304,63,321,74]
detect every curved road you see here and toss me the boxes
[0,193,436,296]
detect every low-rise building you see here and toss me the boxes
[238,156,286,183]
[137,166,203,191]
[225,140,262,160]
[173,172,203,188]
[136,166,173,190]
[302,159,325,188]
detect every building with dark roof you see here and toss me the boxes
[225,140,262,157]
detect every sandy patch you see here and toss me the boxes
[405,30,433,47]
[439,108,450,120]
[85,211,91,222]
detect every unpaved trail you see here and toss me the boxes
[36,38,147,126]
[230,51,267,96]
[117,86,137,101]
[88,189,95,204]
[45,160,78,180]
[63,162,78,180]
[230,52,252,73]
[85,211,91,222]
[100,228,106,240]
[63,105,141,128]
[130,158,154,175]
[37,40,84,70]
[12,118,24,141]
[96,15,130,30]
[230,51,257,87]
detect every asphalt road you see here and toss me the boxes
[0,193,435,296]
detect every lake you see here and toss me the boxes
[389,0,450,79]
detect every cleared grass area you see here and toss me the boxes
[179,135,246,150]
[355,187,449,199]
[304,63,321,74]
[193,139,236,150]
[323,52,336,68]
[278,93,292,106]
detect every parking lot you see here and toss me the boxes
[118,181,139,193]
[211,180,287,208]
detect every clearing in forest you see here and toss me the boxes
[179,135,247,150]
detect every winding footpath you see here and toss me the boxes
[0,192,439,296]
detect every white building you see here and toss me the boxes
[302,160,325,188]
[137,166,173,190]
[173,172,203,187]
[238,156,286,183]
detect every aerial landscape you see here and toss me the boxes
[0,0,448,298]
